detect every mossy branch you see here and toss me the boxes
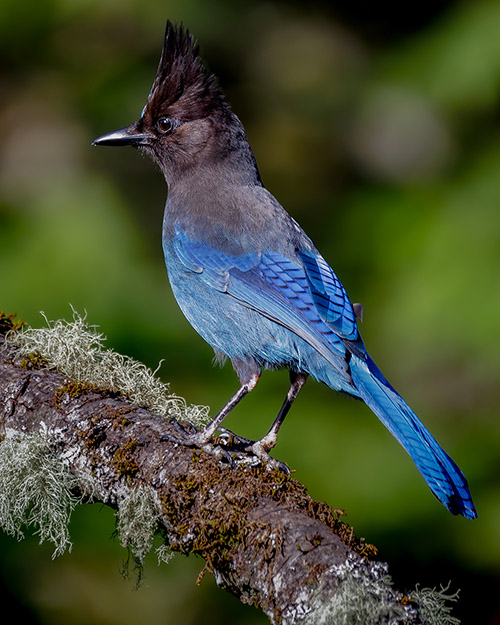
[0,312,460,624]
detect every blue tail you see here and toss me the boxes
[349,354,477,519]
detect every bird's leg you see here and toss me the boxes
[249,371,308,460]
[194,373,259,445]
[173,357,261,448]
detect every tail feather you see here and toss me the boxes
[349,354,477,519]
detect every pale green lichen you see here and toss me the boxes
[0,430,174,566]
[117,485,160,563]
[117,486,175,586]
[303,558,412,625]
[0,432,90,558]
[6,309,209,427]
[412,583,461,625]
[1,310,200,564]
[155,542,175,566]
[302,557,461,625]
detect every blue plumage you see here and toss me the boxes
[167,224,476,519]
[93,20,477,519]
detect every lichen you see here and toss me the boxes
[411,582,461,625]
[117,485,161,562]
[299,559,462,625]
[6,309,209,427]
[117,486,175,587]
[0,432,91,557]
[302,557,414,625]
[155,541,175,566]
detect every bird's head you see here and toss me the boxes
[93,21,248,182]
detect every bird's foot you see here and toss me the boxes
[240,438,289,474]
[163,418,229,450]
[162,419,257,464]
[214,427,252,449]
[216,428,289,474]
[162,421,289,473]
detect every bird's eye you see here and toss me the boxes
[156,117,174,134]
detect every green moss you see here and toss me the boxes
[19,351,50,370]
[109,408,133,430]
[54,380,93,409]
[73,405,136,475]
[112,439,140,481]
[76,413,106,469]
[53,379,118,410]
[159,451,377,603]
[0,312,25,335]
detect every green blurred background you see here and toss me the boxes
[1,0,499,622]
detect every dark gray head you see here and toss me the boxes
[93,20,260,185]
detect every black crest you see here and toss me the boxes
[142,21,227,123]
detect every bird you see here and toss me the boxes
[93,20,477,519]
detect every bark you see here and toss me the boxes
[0,331,414,625]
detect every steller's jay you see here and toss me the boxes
[93,21,476,519]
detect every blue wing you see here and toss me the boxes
[299,249,358,340]
[172,225,477,519]
[173,224,354,382]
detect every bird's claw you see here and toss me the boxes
[214,429,289,472]
[214,430,290,474]
[243,442,290,475]
[163,420,289,473]
[214,427,252,449]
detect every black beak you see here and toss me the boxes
[92,125,152,147]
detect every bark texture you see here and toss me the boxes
[0,329,415,625]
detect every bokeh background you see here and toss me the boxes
[1,0,499,623]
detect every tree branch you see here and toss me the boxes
[0,314,454,624]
